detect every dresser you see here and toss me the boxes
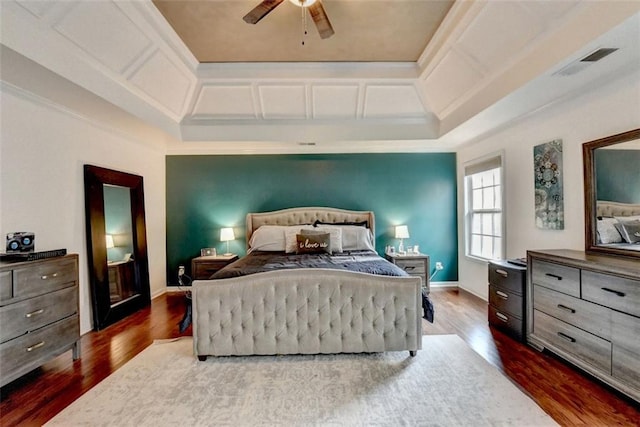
[191,254,239,280]
[527,249,640,402]
[0,254,80,387]
[385,253,430,293]
[488,260,526,341]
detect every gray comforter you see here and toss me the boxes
[210,250,408,279]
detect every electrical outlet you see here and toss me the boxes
[435,262,444,271]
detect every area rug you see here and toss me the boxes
[46,335,556,426]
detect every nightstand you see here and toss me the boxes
[487,260,526,341]
[385,252,430,293]
[191,254,239,280]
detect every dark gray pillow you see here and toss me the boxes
[614,220,640,244]
[296,232,331,254]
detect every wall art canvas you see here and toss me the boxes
[534,139,564,230]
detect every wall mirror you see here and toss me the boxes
[583,128,640,259]
[84,165,150,330]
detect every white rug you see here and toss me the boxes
[46,335,557,426]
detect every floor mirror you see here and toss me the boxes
[84,165,150,330]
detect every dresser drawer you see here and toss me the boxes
[531,260,580,297]
[488,263,525,295]
[489,305,523,340]
[582,271,640,317]
[12,257,77,300]
[0,314,79,378]
[0,271,12,302]
[533,309,611,373]
[0,286,77,343]
[534,285,611,340]
[489,284,523,318]
[611,311,640,391]
[394,259,426,275]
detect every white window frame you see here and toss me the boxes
[464,153,506,262]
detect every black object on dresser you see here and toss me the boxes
[488,259,527,341]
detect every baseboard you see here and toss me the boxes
[430,281,459,289]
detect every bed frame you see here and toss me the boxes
[192,207,422,359]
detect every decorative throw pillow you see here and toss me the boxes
[614,220,640,244]
[596,218,623,244]
[284,226,315,253]
[314,220,368,228]
[296,232,331,254]
[307,226,343,253]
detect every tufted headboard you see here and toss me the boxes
[245,207,375,249]
[596,200,640,217]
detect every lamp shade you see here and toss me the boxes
[220,228,235,242]
[395,225,410,239]
[105,234,115,249]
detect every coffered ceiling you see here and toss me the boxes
[152,0,454,62]
[1,1,639,153]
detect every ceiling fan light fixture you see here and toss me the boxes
[288,0,317,7]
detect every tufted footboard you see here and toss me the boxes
[192,269,422,359]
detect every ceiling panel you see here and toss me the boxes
[312,85,359,118]
[53,2,151,73]
[363,85,425,118]
[193,85,257,118]
[259,85,307,118]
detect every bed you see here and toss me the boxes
[595,201,640,252]
[192,207,423,360]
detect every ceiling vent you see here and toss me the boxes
[553,47,619,77]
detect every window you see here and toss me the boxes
[464,155,504,260]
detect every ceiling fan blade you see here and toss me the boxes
[243,0,285,24]
[308,1,334,39]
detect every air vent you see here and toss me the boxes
[580,48,618,62]
[553,47,619,77]
[298,142,316,146]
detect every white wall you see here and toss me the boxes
[0,86,167,334]
[456,72,640,299]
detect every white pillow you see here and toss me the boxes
[285,226,343,253]
[596,218,623,244]
[248,225,288,252]
[317,225,374,251]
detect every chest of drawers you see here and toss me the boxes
[0,254,80,387]
[527,249,640,402]
[488,260,526,341]
[385,253,430,293]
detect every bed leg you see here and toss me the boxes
[197,355,208,361]
[409,350,417,357]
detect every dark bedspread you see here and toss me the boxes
[210,250,409,279]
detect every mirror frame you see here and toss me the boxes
[84,165,151,330]
[583,128,640,259]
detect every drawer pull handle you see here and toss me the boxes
[495,312,508,322]
[495,269,508,278]
[41,273,58,280]
[26,341,45,352]
[557,304,575,314]
[25,308,45,318]
[545,273,562,280]
[601,287,625,297]
[496,290,509,299]
[557,332,576,343]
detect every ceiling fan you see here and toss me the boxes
[243,0,335,40]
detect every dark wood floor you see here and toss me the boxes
[1,289,638,426]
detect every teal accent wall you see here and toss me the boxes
[595,149,640,203]
[166,153,458,284]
